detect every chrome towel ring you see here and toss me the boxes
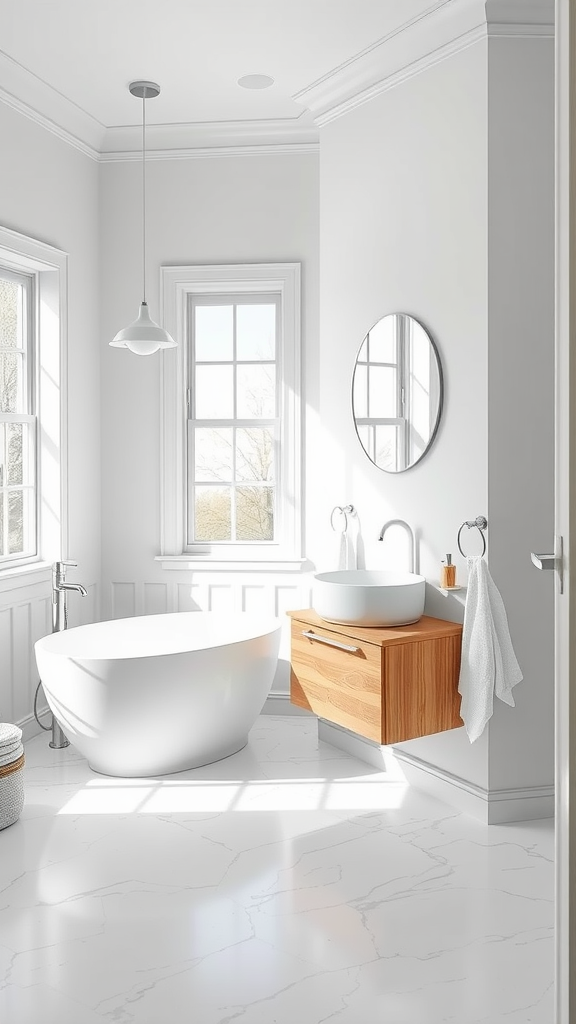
[330,504,355,533]
[457,515,488,557]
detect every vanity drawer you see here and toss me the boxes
[289,610,463,746]
[290,619,383,742]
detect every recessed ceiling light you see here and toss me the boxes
[237,74,274,90]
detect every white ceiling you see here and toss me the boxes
[0,0,554,156]
[0,0,450,152]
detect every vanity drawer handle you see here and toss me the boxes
[301,630,360,653]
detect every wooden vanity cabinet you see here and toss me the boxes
[288,610,463,745]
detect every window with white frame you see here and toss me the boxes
[188,293,279,545]
[0,267,36,565]
[160,264,302,569]
[0,225,67,580]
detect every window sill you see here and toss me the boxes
[155,555,310,573]
[0,560,52,594]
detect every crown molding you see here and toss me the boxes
[314,24,486,128]
[296,0,554,127]
[0,84,100,161]
[99,142,319,163]
[99,114,318,157]
[0,48,103,159]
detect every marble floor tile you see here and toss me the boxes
[0,716,554,1023]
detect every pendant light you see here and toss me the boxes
[110,81,176,355]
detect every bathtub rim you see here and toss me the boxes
[34,610,282,662]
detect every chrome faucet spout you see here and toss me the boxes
[56,582,88,597]
[378,518,417,574]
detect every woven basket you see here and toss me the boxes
[0,725,25,830]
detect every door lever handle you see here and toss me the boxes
[530,553,556,571]
[530,536,563,594]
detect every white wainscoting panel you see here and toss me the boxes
[0,581,51,731]
[112,582,137,619]
[0,608,12,711]
[66,583,98,629]
[12,602,32,724]
[177,583,202,611]
[0,579,98,738]
[144,583,168,616]
[275,585,305,617]
[110,575,314,696]
[208,584,235,613]
[242,585,270,614]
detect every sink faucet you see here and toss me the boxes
[49,560,87,749]
[378,519,417,574]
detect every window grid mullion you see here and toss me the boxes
[0,413,35,425]
[188,295,196,543]
[20,280,27,416]
[273,298,281,535]
[365,333,371,419]
[355,417,404,426]
[231,303,237,541]
[0,268,36,562]
[2,487,6,557]
[194,359,275,367]
[25,273,34,419]
[1,424,6,557]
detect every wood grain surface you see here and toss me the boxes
[287,609,462,647]
[289,610,463,744]
[382,634,463,744]
[290,621,383,741]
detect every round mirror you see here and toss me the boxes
[352,313,443,473]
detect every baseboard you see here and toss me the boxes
[262,692,312,716]
[390,748,554,824]
[17,708,52,743]
[318,719,554,824]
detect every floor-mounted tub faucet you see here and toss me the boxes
[49,560,87,748]
[378,519,417,574]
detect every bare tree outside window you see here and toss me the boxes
[0,273,34,560]
[190,299,277,545]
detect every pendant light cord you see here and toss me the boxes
[142,93,146,304]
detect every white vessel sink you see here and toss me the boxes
[312,569,426,627]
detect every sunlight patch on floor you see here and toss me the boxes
[57,775,409,814]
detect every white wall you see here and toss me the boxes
[486,36,555,793]
[315,43,490,789]
[0,103,100,730]
[99,153,319,689]
[314,34,554,799]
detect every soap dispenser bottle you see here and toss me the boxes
[441,554,456,589]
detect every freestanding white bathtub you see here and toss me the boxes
[34,612,281,777]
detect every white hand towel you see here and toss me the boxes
[336,528,347,570]
[330,508,359,570]
[458,556,523,743]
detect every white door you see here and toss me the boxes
[554,1,575,1019]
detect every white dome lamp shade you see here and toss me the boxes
[110,81,176,355]
[110,301,175,355]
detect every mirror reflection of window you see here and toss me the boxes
[352,314,442,473]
